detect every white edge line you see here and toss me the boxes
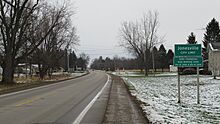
[0,83,60,98]
[0,75,84,98]
[72,74,110,124]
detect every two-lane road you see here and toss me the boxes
[0,71,108,124]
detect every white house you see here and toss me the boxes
[208,42,220,77]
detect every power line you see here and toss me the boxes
[77,48,120,51]
[87,52,128,56]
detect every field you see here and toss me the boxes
[117,72,220,123]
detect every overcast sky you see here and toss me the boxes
[72,0,220,60]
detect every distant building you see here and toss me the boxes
[169,65,178,72]
[208,42,220,77]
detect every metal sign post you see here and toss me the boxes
[197,67,200,104]
[178,68,180,103]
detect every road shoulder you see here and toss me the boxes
[80,74,112,124]
[103,74,149,124]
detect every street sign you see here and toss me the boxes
[174,44,203,67]
[175,44,202,57]
[174,44,202,104]
[174,57,203,67]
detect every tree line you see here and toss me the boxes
[0,0,81,84]
[90,44,174,72]
[48,50,89,76]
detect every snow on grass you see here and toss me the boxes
[71,72,88,77]
[123,74,220,124]
[112,71,145,77]
[112,71,177,77]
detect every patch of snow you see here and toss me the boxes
[71,72,87,77]
[112,71,145,77]
[112,71,177,77]
[122,75,220,124]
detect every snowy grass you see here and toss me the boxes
[112,70,175,77]
[112,71,145,77]
[122,74,220,124]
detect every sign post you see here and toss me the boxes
[178,68,180,103]
[174,44,203,104]
[197,67,200,104]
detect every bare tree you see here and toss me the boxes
[119,11,162,76]
[120,21,144,62]
[0,0,69,84]
[32,3,79,79]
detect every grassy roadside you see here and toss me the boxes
[0,72,89,95]
[123,79,136,90]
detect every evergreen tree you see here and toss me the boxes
[158,44,167,72]
[166,49,174,65]
[203,18,220,58]
[203,18,220,72]
[152,46,158,70]
[204,18,220,44]
[187,32,197,44]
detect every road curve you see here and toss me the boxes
[0,71,108,124]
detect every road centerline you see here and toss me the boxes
[15,96,40,107]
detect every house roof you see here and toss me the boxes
[211,42,220,50]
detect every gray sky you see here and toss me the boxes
[72,0,220,60]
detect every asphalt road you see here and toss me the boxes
[0,71,108,124]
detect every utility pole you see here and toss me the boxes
[67,49,72,73]
[152,47,155,76]
[144,49,147,76]
[67,49,69,73]
[25,41,28,79]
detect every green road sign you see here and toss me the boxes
[175,44,202,57]
[174,57,203,67]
